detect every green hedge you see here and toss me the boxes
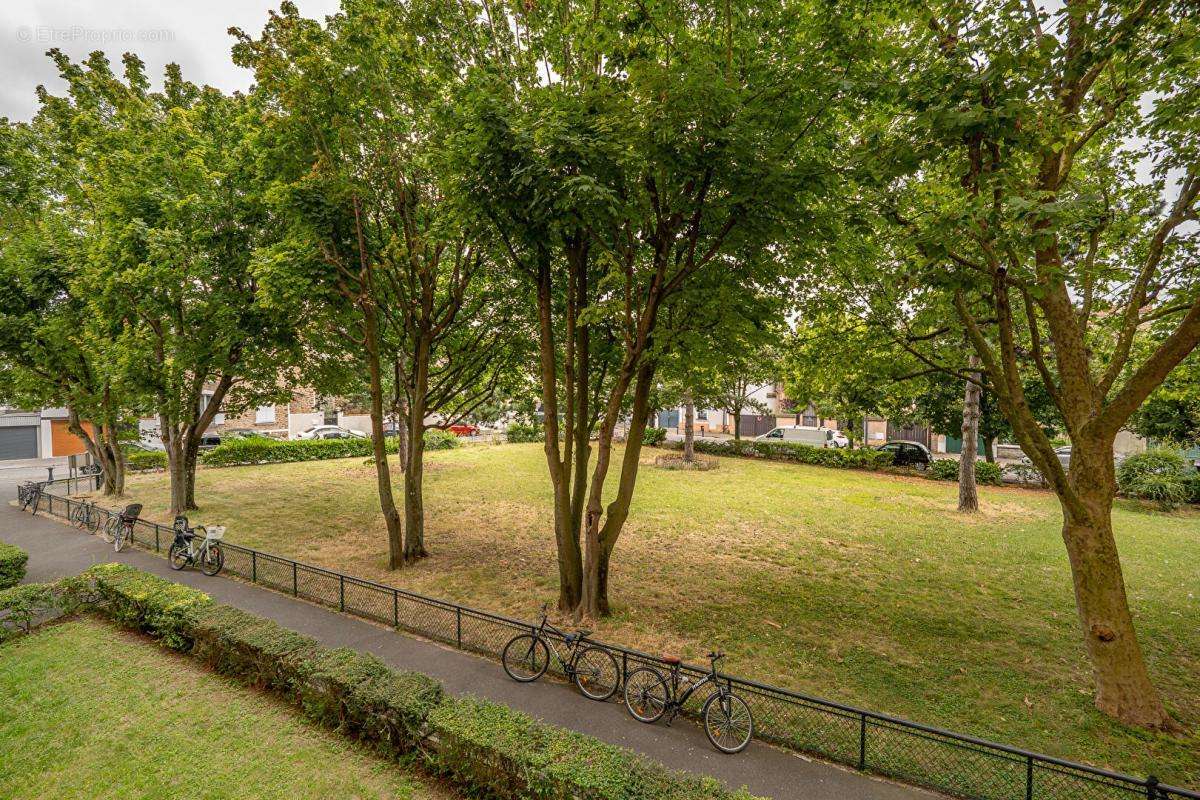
[427,696,756,800]
[201,436,384,466]
[642,427,667,446]
[423,429,460,451]
[0,541,28,589]
[1117,449,1193,510]
[125,449,168,471]
[0,583,58,642]
[505,422,543,443]
[20,564,761,800]
[929,459,1003,486]
[661,438,895,470]
[84,562,213,650]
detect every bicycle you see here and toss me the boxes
[167,515,225,576]
[17,482,42,513]
[501,604,621,701]
[70,500,100,532]
[101,503,143,553]
[623,651,754,754]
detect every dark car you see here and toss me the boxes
[876,440,932,470]
[198,433,222,449]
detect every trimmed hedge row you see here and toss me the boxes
[928,458,1004,486]
[0,541,28,589]
[660,438,896,470]
[7,564,760,800]
[125,449,169,471]
[200,436,390,466]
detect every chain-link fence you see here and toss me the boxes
[25,476,1200,800]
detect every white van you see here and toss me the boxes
[754,426,846,448]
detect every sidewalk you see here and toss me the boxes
[0,483,936,800]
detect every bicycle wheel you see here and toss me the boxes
[200,543,224,576]
[623,667,669,723]
[501,634,550,682]
[168,542,189,571]
[101,516,119,544]
[113,523,131,553]
[85,509,100,533]
[702,691,754,754]
[572,646,620,701]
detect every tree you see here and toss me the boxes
[958,354,981,512]
[847,0,1199,728]
[451,0,854,618]
[451,0,851,618]
[0,103,134,494]
[693,339,779,442]
[1128,352,1200,446]
[233,0,525,565]
[38,51,302,514]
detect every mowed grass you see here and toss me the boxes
[0,618,454,800]
[104,443,1200,785]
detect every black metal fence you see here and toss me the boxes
[25,476,1200,800]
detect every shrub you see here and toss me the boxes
[505,422,543,443]
[82,563,212,650]
[642,427,667,446]
[426,695,759,800]
[1117,449,1192,510]
[928,459,1004,486]
[0,583,58,642]
[201,436,394,467]
[124,449,168,471]
[661,438,894,470]
[928,458,959,481]
[423,428,460,451]
[1187,472,1200,505]
[0,541,28,589]
[191,604,325,693]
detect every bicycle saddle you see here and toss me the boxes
[564,630,592,644]
[661,655,682,665]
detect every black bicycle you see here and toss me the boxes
[69,500,100,532]
[17,482,42,513]
[101,503,143,553]
[623,651,754,754]
[501,604,621,701]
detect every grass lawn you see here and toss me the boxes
[96,443,1200,786]
[0,618,454,800]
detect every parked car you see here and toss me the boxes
[297,424,367,440]
[1019,445,1127,472]
[755,426,844,448]
[876,440,932,469]
[198,433,222,449]
[446,423,479,437]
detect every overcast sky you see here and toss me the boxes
[1,0,340,121]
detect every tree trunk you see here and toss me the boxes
[683,391,695,463]
[1062,441,1173,729]
[982,434,996,464]
[164,427,188,517]
[959,354,981,512]
[364,303,405,569]
[182,435,201,511]
[66,404,122,496]
[732,409,742,441]
[581,362,655,618]
[402,392,430,562]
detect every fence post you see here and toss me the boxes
[252,551,257,583]
[622,652,628,682]
[858,713,868,771]
[456,607,462,648]
[155,525,160,553]
[1026,755,1034,800]
[339,575,345,612]
[1146,776,1159,800]
[292,562,298,596]
[393,590,399,628]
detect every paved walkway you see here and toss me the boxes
[0,479,936,800]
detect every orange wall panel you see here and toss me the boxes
[50,419,95,457]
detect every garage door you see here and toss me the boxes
[0,426,38,460]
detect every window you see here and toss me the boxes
[255,405,275,425]
[199,392,224,425]
[323,408,338,426]
[696,409,708,421]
